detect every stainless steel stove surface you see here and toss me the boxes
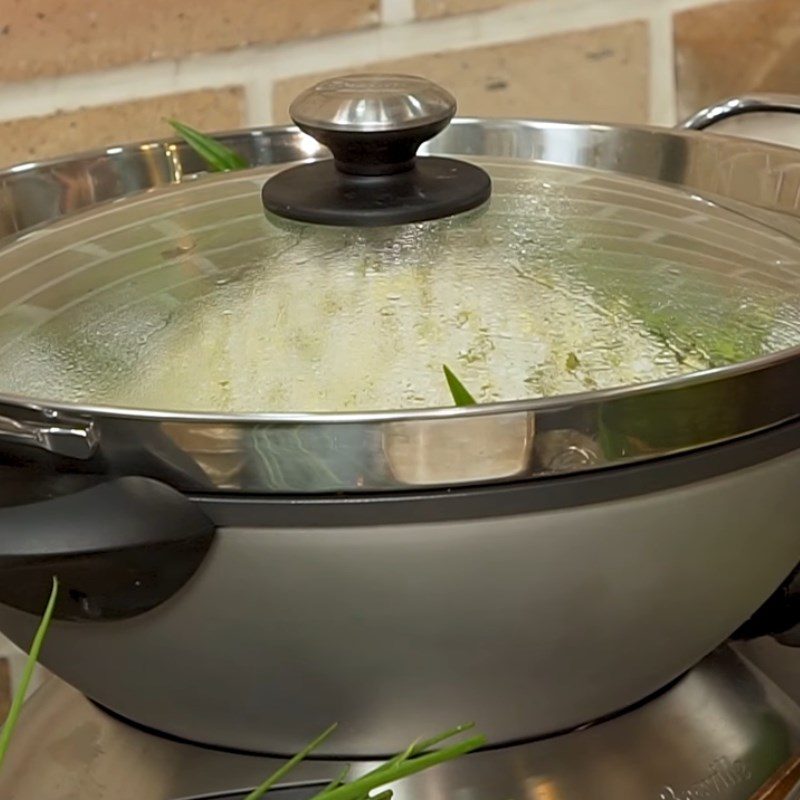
[1,643,800,800]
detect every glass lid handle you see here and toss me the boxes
[289,74,458,175]
[261,73,491,227]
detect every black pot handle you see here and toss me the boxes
[0,476,215,621]
[733,564,800,646]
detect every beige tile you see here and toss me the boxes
[273,22,649,125]
[416,0,524,20]
[0,87,245,168]
[0,658,9,725]
[0,0,379,82]
[674,0,800,121]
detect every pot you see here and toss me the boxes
[0,77,799,756]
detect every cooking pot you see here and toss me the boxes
[0,77,799,756]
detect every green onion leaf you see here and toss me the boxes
[358,742,416,781]
[443,364,477,406]
[403,722,476,756]
[244,723,338,800]
[318,765,352,795]
[0,576,58,772]
[167,119,248,172]
[312,735,486,800]
[360,722,475,780]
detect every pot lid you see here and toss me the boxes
[1,77,800,416]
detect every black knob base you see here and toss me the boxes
[262,156,491,227]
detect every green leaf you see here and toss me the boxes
[318,765,352,796]
[442,364,477,407]
[361,741,416,779]
[245,724,482,800]
[404,722,476,756]
[244,723,338,800]
[0,576,58,772]
[359,722,476,780]
[167,118,248,172]
[311,735,486,800]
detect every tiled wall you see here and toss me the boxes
[0,0,798,168]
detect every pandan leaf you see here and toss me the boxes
[167,119,248,172]
[443,364,477,406]
[0,577,58,772]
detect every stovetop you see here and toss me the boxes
[1,642,800,800]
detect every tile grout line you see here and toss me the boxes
[0,0,695,125]
[381,0,416,26]
[648,0,678,127]
[666,0,730,12]
[244,74,274,126]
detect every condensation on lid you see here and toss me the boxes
[0,158,798,414]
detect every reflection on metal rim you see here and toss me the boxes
[0,118,799,493]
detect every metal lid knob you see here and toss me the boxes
[289,74,457,133]
[262,73,491,227]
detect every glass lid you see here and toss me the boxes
[0,154,799,415]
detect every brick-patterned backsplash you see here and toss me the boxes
[0,0,800,155]
[415,0,521,20]
[273,21,650,125]
[0,0,378,82]
[1,87,245,164]
[674,0,800,119]
[0,0,798,170]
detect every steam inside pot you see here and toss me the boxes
[0,159,798,413]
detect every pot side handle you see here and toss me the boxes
[679,93,800,131]
[0,477,215,622]
[733,564,800,647]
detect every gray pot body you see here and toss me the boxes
[0,440,799,756]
